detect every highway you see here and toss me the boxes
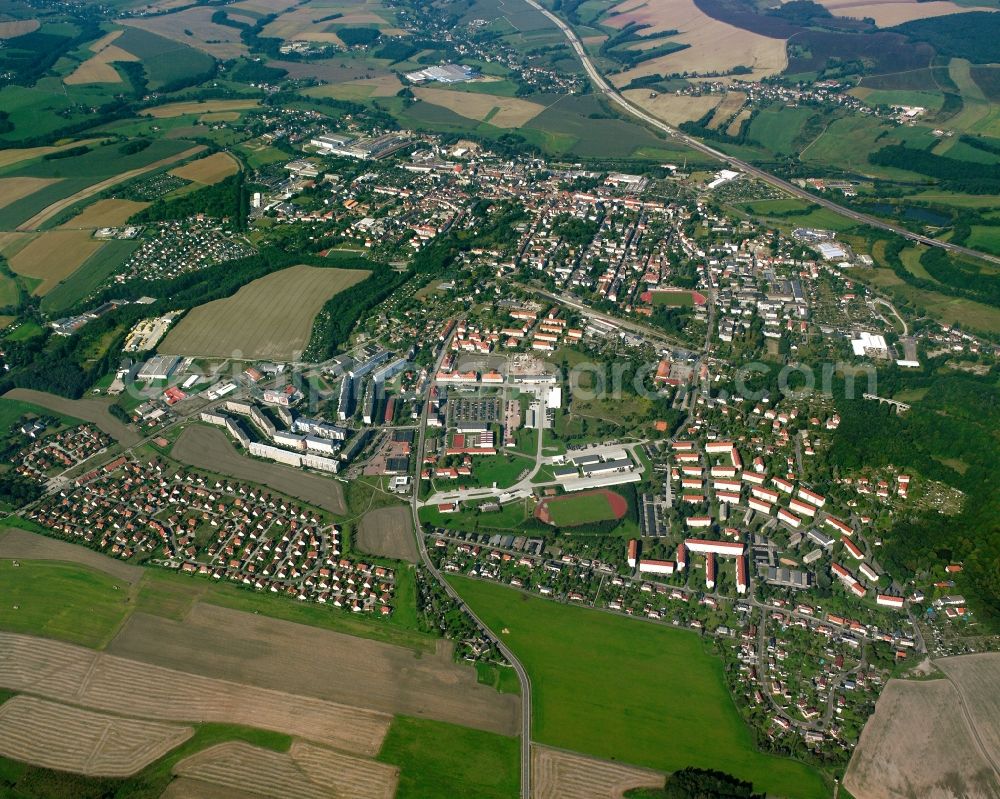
[524,0,1000,267]
[409,338,535,799]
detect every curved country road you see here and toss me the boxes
[409,337,534,799]
[524,0,1000,266]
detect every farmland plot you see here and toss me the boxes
[934,653,1000,767]
[357,506,418,563]
[0,19,38,38]
[844,676,1000,799]
[414,87,546,127]
[0,177,60,211]
[606,0,787,85]
[169,152,240,185]
[65,29,139,85]
[0,695,193,777]
[0,528,143,583]
[123,7,247,58]
[816,0,991,26]
[106,603,521,736]
[174,740,398,799]
[159,265,369,360]
[532,745,665,799]
[0,631,393,754]
[59,198,149,229]
[3,388,141,445]
[5,230,105,295]
[620,91,720,126]
[144,100,260,119]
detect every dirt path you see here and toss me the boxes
[171,426,345,515]
[356,506,418,563]
[4,388,141,446]
[15,146,205,231]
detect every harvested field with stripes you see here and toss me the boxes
[159,265,369,360]
[414,87,546,128]
[59,198,149,229]
[169,152,239,185]
[174,740,398,799]
[0,695,193,777]
[106,602,521,736]
[0,177,60,211]
[532,745,664,799]
[0,631,392,754]
[142,100,260,119]
[5,230,105,295]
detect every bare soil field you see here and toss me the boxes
[6,230,105,294]
[174,740,398,799]
[16,145,205,231]
[0,19,38,38]
[0,631,392,754]
[620,90,720,126]
[123,9,247,59]
[59,198,149,229]
[106,602,521,736]
[160,265,368,360]
[844,678,1000,799]
[357,506,418,563]
[0,695,193,777]
[606,0,787,85]
[65,30,139,85]
[0,528,143,583]
[816,0,991,26]
[170,426,346,514]
[3,388,141,445]
[532,745,665,799]
[0,177,61,211]
[934,653,1000,770]
[414,86,546,128]
[143,100,260,119]
[169,152,239,185]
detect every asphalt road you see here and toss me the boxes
[524,0,1000,267]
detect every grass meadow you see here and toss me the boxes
[449,576,830,799]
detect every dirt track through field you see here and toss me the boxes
[171,426,346,514]
[174,740,398,799]
[0,631,392,754]
[357,506,418,563]
[106,603,521,736]
[532,745,665,799]
[4,388,141,446]
[0,528,143,583]
[15,146,205,231]
[0,695,193,777]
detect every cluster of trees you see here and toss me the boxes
[869,144,1000,194]
[627,769,763,799]
[0,472,44,507]
[130,172,248,230]
[893,12,1000,64]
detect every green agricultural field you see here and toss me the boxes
[0,559,131,648]
[449,577,830,799]
[966,225,1000,255]
[40,239,140,314]
[544,490,623,526]
[746,106,814,155]
[377,716,520,799]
